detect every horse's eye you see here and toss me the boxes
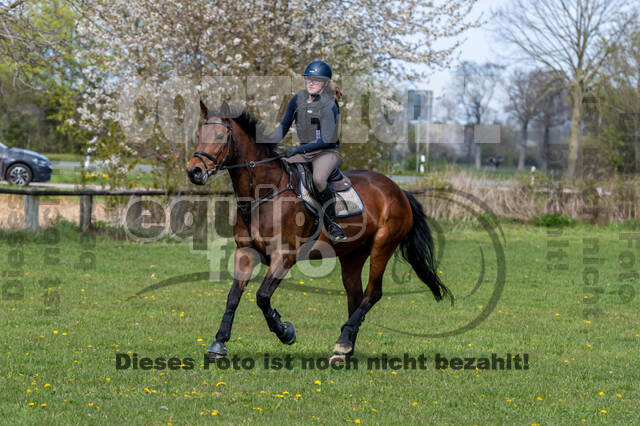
[216,134,224,140]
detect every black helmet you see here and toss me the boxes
[303,60,332,80]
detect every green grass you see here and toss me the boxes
[0,220,638,423]
[49,167,157,187]
[41,153,85,163]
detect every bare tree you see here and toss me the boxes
[494,0,636,178]
[600,17,640,172]
[455,61,504,168]
[534,72,569,172]
[505,69,544,170]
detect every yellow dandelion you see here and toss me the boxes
[412,402,418,406]
[106,378,111,382]
[601,410,607,413]
[53,330,58,334]
[314,380,321,385]
[28,402,34,406]
[88,402,94,406]
[599,391,604,396]
[196,338,203,342]
[537,397,543,400]
[180,312,184,318]
[44,383,50,388]
[211,410,219,416]
[216,382,227,386]
[616,394,622,398]
[584,320,591,324]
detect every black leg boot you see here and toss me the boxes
[317,187,347,242]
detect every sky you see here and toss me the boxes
[410,0,511,100]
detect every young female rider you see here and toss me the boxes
[266,60,347,242]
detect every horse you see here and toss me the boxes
[186,101,452,363]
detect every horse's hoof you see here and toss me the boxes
[333,342,353,356]
[278,322,296,345]
[206,341,227,358]
[330,353,347,365]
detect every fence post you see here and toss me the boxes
[24,194,39,232]
[80,195,93,232]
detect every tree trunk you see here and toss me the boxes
[518,122,528,170]
[634,118,640,174]
[566,89,583,179]
[541,123,550,172]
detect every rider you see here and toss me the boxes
[266,60,347,242]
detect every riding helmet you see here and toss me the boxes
[303,60,332,80]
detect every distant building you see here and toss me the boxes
[407,90,433,122]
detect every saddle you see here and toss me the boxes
[294,163,364,218]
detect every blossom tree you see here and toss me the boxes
[72,0,480,187]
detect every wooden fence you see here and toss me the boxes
[0,187,233,232]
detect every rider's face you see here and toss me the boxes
[305,77,325,95]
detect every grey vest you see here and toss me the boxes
[294,90,339,144]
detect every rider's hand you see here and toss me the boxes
[283,147,299,157]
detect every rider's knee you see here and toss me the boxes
[313,175,327,192]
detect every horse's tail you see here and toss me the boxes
[399,191,454,305]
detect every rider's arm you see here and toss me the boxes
[260,95,297,144]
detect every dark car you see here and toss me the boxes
[0,141,53,186]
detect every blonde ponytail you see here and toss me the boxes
[327,81,343,100]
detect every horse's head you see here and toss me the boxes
[187,100,235,185]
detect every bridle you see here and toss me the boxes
[190,115,293,201]
[191,119,235,177]
[192,118,284,177]
[190,116,297,245]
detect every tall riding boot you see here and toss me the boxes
[317,187,347,242]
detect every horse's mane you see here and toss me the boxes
[210,108,279,156]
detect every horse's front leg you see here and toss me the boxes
[256,252,297,345]
[207,247,260,358]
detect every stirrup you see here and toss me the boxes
[327,222,347,242]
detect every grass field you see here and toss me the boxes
[1,220,638,424]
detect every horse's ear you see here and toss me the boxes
[220,101,231,119]
[200,100,208,120]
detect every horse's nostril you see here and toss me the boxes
[188,167,205,184]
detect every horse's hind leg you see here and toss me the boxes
[336,248,369,353]
[332,237,396,361]
[207,247,260,358]
[256,253,297,345]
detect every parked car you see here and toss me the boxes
[0,141,53,186]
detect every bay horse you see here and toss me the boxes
[186,101,452,362]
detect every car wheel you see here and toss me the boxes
[7,163,33,186]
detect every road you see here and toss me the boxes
[53,161,155,172]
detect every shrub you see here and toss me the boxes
[533,214,573,227]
